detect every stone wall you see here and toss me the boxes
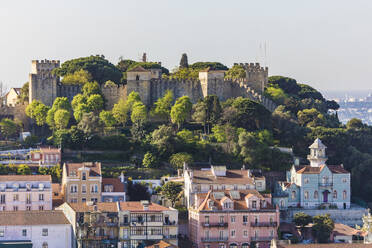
[57,84,82,102]
[101,84,126,109]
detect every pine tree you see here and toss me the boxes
[179,53,189,68]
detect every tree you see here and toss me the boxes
[151,125,175,154]
[161,181,183,207]
[312,214,334,243]
[61,69,92,84]
[128,181,150,201]
[112,99,129,126]
[78,112,102,136]
[54,109,70,130]
[293,212,312,238]
[177,129,197,144]
[117,59,136,72]
[169,152,193,169]
[126,91,141,109]
[100,110,116,127]
[73,103,90,123]
[153,90,174,121]
[224,64,246,80]
[17,164,31,175]
[171,96,192,129]
[25,100,50,126]
[130,101,147,140]
[18,82,29,104]
[297,108,326,128]
[179,53,189,68]
[82,81,101,96]
[346,118,364,130]
[46,97,72,129]
[142,152,158,168]
[71,94,86,109]
[0,118,18,139]
[190,62,228,71]
[53,55,122,84]
[87,94,104,112]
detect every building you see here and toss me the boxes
[118,201,178,248]
[184,165,266,208]
[31,147,61,167]
[189,189,279,248]
[61,162,102,204]
[0,210,72,248]
[145,240,178,248]
[331,223,362,243]
[5,88,21,107]
[57,201,119,248]
[101,175,126,202]
[274,138,351,209]
[0,175,52,211]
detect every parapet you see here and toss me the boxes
[31,59,60,74]
[235,62,268,72]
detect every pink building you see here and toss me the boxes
[31,147,61,166]
[189,190,280,248]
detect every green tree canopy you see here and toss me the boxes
[99,110,116,127]
[171,96,192,129]
[54,109,70,130]
[190,62,228,71]
[153,90,174,120]
[312,214,334,243]
[54,55,122,84]
[142,152,158,168]
[17,164,31,175]
[82,81,101,96]
[25,100,50,126]
[0,118,18,139]
[18,82,29,104]
[346,118,364,130]
[179,53,189,68]
[169,152,193,169]
[293,212,312,227]
[297,108,326,128]
[161,181,183,207]
[87,94,104,113]
[61,69,92,85]
[112,99,129,126]
[225,64,246,80]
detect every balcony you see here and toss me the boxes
[201,222,228,228]
[86,235,109,241]
[163,234,178,239]
[319,182,333,188]
[251,222,278,227]
[201,237,228,242]
[120,222,130,226]
[164,220,177,226]
[251,236,273,242]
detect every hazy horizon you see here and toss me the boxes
[1,0,372,92]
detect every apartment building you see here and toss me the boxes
[31,147,61,167]
[189,190,280,248]
[184,165,266,208]
[118,201,178,248]
[0,210,72,248]
[102,175,126,202]
[0,175,52,211]
[62,162,102,204]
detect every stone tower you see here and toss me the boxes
[199,68,225,98]
[307,138,328,167]
[126,66,152,105]
[238,62,268,93]
[29,59,60,106]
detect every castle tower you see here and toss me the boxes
[29,59,60,106]
[199,68,225,99]
[239,62,268,93]
[307,138,328,167]
[126,66,152,105]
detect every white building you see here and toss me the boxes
[0,210,72,248]
[0,175,52,211]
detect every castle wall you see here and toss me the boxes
[101,84,126,109]
[57,84,82,102]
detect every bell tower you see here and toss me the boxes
[307,138,328,167]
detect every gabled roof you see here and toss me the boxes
[0,210,70,225]
[68,202,118,213]
[119,202,171,212]
[295,164,349,174]
[192,169,254,185]
[333,223,361,236]
[102,178,125,192]
[64,162,101,177]
[0,175,51,182]
[309,138,327,149]
[127,66,149,72]
[40,146,61,154]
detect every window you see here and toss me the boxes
[219,216,224,223]
[304,191,309,200]
[13,194,19,201]
[13,206,18,211]
[81,184,86,194]
[42,228,48,236]
[243,215,248,223]
[231,229,236,237]
[333,190,337,199]
[205,230,209,238]
[70,198,77,203]
[343,178,347,183]
[243,230,248,237]
[343,190,347,200]
[82,172,86,180]
[252,200,257,209]
[314,191,318,199]
[42,242,48,248]
[91,184,98,193]
[70,185,77,193]
[291,191,296,200]
[280,200,284,207]
[219,230,224,239]
[39,183,44,190]
[91,198,98,202]
[104,185,113,192]
[82,198,86,202]
[39,194,44,201]
[39,205,44,210]
[231,216,236,223]
[270,230,274,237]
[242,244,249,248]
[22,229,27,236]
[205,216,209,224]
[0,229,4,237]
[0,194,5,204]
[233,185,238,190]
[26,183,31,191]
[304,178,309,184]
[254,216,258,224]
[270,217,273,224]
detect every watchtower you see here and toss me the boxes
[29,59,60,106]
[199,68,225,98]
[238,62,268,93]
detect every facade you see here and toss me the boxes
[57,202,119,248]
[31,147,61,167]
[0,210,72,248]
[189,190,280,248]
[0,175,52,211]
[101,176,126,202]
[184,165,266,208]
[118,201,178,248]
[273,139,351,209]
[5,88,21,107]
[61,162,102,204]
[28,60,276,112]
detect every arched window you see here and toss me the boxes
[136,75,140,81]
[291,191,296,200]
[42,242,48,248]
[343,190,347,200]
[304,191,309,200]
[229,244,237,248]
[280,200,284,207]
[242,244,249,248]
[333,190,337,199]
[82,172,86,181]
[314,191,318,199]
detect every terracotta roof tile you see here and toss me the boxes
[102,178,125,192]
[119,202,171,212]
[333,223,361,236]
[295,165,349,174]
[192,169,254,185]
[68,202,118,212]
[64,162,101,177]
[40,147,61,154]
[145,240,178,248]
[0,175,51,182]
[277,244,372,248]
[0,210,70,225]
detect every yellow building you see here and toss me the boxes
[5,88,21,106]
[61,162,102,204]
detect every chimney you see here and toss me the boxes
[341,163,344,168]
[141,200,149,211]
[120,172,125,183]
[241,164,246,170]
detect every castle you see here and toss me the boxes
[28,59,276,111]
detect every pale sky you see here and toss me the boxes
[1,0,372,92]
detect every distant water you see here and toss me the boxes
[322,90,372,101]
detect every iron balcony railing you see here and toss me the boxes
[251,236,274,241]
[201,237,228,242]
[201,222,228,228]
[251,221,278,227]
